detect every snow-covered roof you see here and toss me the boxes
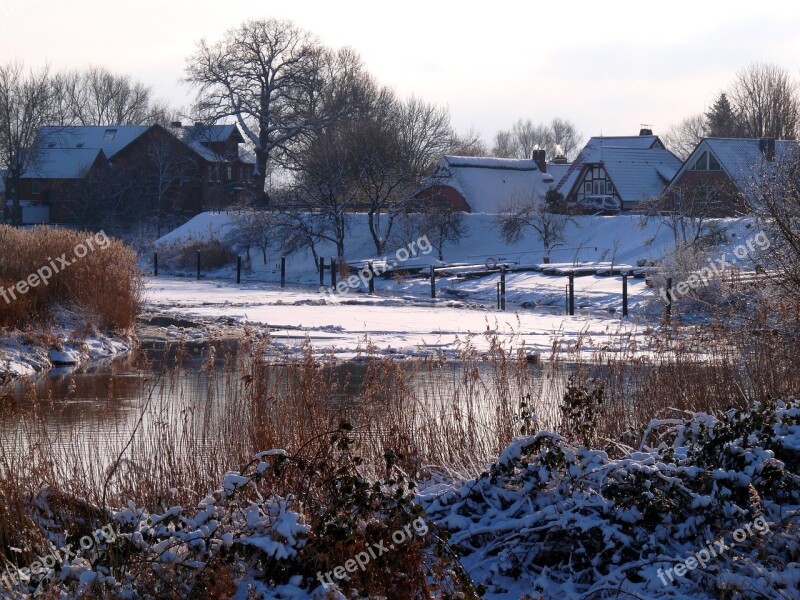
[557,135,679,202]
[178,124,253,164]
[21,148,105,179]
[546,162,571,185]
[421,155,554,213]
[673,138,800,201]
[37,126,150,158]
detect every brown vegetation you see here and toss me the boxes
[0,225,141,330]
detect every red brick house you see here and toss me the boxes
[5,123,255,226]
[667,138,800,217]
[174,123,255,210]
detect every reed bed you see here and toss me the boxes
[2,305,800,568]
[0,225,141,330]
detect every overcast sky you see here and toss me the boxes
[3,0,800,145]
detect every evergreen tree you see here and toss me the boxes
[705,92,740,138]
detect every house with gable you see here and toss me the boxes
[4,122,255,227]
[415,152,555,213]
[667,137,799,217]
[556,130,681,211]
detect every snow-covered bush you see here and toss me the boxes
[422,399,800,598]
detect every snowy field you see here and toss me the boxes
[144,277,653,359]
[145,212,763,358]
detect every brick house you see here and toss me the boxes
[4,123,255,226]
[415,153,555,213]
[667,138,799,217]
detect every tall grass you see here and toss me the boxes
[0,225,141,330]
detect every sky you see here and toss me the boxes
[2,0,800,146]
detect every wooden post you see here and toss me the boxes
[665,276,673,324]
[280,256,286,288]
[153,252,158,277]
[430,266,436,299]
[368,262,375,294]
[568,272,575,316]
[319,256,325,288]
[622,273,628,317]
[236,256,241,284]
[196,251,200,280]
[497,282,501,310]
[500,267,506,311]
[331,258,337,288]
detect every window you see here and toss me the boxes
[691,151,722,172]
[227,165,233,181]
[208,166,214,183]
[216,166,221,183]
[103,129,117,140]
[584,182,592,193]
[32,181,41,195]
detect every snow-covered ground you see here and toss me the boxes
[0,310,132,382]
[144,211,764,358]
[144,277,652,359]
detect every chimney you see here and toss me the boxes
[759,137,776,162]
[639,127,653,136]
[552,154,568,165]
[532,149,547,173]
[170,121,182,128]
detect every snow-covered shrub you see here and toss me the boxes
[16,423,464,599]
[423,399,800,598]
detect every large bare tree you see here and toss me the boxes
[730,63,800,140]
[185,18,334,204]
[0,62,56,226]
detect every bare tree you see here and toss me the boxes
[420,205,467,261]
[185,18,336,204]
[143,131,199,237]
[492,117,581,160]
[355,95,456,254]
[495,192,570,262]
[228,207,277,265]
[730,63,800,140]
[290,124,357,258]
[549,118,582,160]
[0,61,56,226]
[663,114,709,160]
[448,127,488,157]
[52,66,171,126]
[638,187,718,251]
[752,148,800,295]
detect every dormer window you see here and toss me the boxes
[103,129,117,140]
[691,151,721,171]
